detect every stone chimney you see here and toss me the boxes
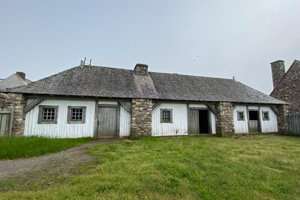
[16,72,26,80]
[134,64,148,76]
[271,60,285,88]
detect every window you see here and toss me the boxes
[237,111,245,121]
[160,109,173,123]
[68,106,86,124]
[38,105,58,124]
[262,111,270,121]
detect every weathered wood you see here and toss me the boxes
[24,98,44,114]
[152,102,161,110]
[270,106,279,116]
[0,109,13,136]
[188,110,199,134]
[289,114,300,134]
[249,120,259,132]
[206,104,217,115]
[118,100,131,114]
[97,107,118,137]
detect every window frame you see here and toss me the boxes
[237,111,245,121]
[262,111,270,121]
[160,109,173,123]
[38,105,59,124]
[67,106,86,124]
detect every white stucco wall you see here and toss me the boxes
[260,106,278,132]
[25,99,132,138]
[233,105,278,133]
[119,105,131,137]
[25,99,96,138]
[233,105,249,133]
[152,103,188,136]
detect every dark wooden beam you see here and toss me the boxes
[24,98,44,114]
[206,104,217,115]
[152,102,161,110]
[118,100,131,114]
[270,105,279,116]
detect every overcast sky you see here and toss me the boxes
[1,0,299,94]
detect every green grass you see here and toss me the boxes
[1,136,300,199]
[0,136,93,160]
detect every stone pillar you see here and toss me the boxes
[215,102,234,136]
[277,104,289,134]
[4,93,26,136]
[131,98,152,138]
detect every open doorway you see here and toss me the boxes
[199,110,209,133]
[248,110,259,132]
[188,109,210,134]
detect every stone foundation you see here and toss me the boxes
[277,104,289,134]
[215,102,234,136]
[131,98,152,138]
[4,93,26,136]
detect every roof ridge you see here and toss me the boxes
[149,71,234,81]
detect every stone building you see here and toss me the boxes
[2,63,288,138]
[270,60,300,115]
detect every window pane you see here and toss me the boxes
[162,110,170,121]
[42,108,55,121]
[237,111,244,120]
[71,108,83,120]
[263,112,269,120]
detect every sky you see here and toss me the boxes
[1,0,300,95]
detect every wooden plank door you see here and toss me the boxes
[188,110,199,134]
[0,111,12,136]
[248,111,259,132]
[249,121,259,132]
[97,107,118,137]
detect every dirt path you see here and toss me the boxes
[0,139,115,181]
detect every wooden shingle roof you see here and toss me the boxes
[4,65,285,104]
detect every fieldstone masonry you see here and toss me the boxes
[4,93,26,136]
[131,98,152,138]
[134,64,148,76]
[216,102,234,136]
[271,60,286,88]
[271,60,300,115]
[277,104,289,134]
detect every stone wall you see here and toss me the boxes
[271,61,300,115]
[277,104,289,134]
[215,102,234,136]
[4,93,26,136]
[271,60,286,88]
[134,64,148,76]
[131,98,152,138]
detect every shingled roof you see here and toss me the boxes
[0,73,31,90]
[4,65,285,104]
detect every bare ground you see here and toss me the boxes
[0,139,115,191]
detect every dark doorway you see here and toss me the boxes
[248,110,259,132]
[249,111,258,120]
[199,110,209,133]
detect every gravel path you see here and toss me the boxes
[0,139,115,181]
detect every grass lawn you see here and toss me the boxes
[0,136,93,160]
[1,136,300,199]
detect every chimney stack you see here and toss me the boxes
[134,64,148,76]
[271,60,285,88]
[16,72,26,80]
